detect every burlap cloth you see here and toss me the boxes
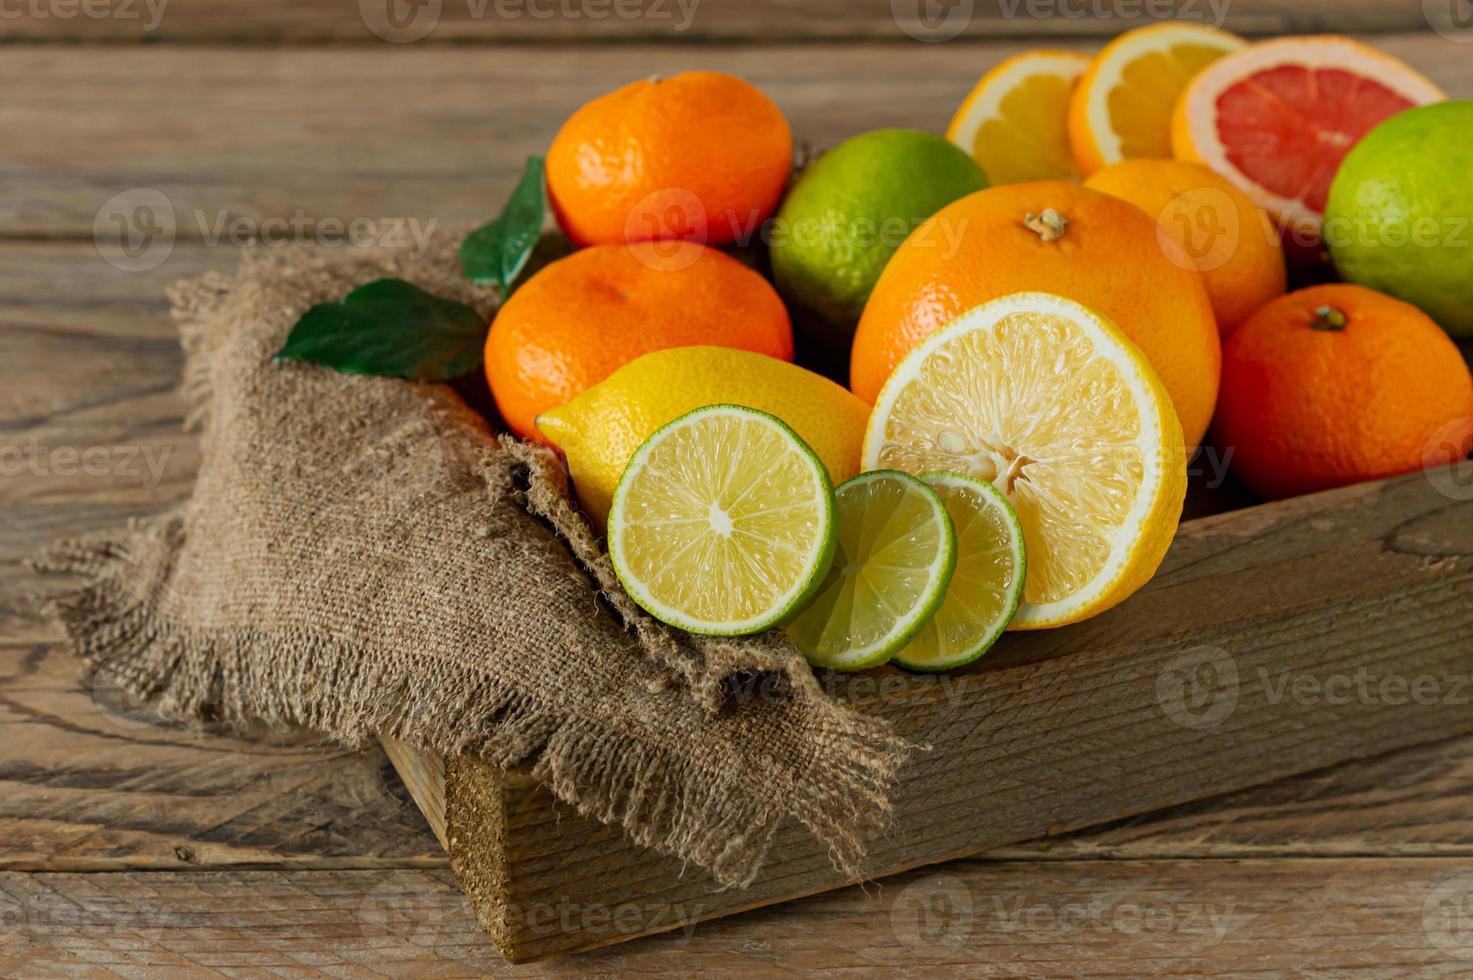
[33,235,911,888]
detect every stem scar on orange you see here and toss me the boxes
[546,71,794,248]
[485,244,793,444]
[851,181,1221,449]
[1214,284,1473,500]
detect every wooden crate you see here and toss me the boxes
[382,465,1473,962]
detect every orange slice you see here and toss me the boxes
[1068,22,1245,177]
[946,51,1091,185]
[1173,35,1444,231]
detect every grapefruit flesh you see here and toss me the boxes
[1215,66,1416,214]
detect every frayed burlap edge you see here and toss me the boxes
[30,243,914,888]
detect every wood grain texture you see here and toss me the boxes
[0,0,1433,44]
[0,640,444,871]
[5,860,1473,976]
[4,34,1469,238]
[430,468,1473,960]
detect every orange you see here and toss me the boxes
[485,244,792,444]
[1214,284,1473,500]
[1084,159,1286,336]
[1067,22,1244,177]
[851,181,1221,449]
[1172,36,1444,232]
[546,71,793,248]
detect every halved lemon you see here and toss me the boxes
[894,472,1026,672]
[946,50,1091,185]
[608,404,837,636]
[863,292,1186,629]
[784,471,956,671]
[1067,22,1244,177]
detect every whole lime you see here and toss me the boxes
[771,129,988,332]
[1326,101,1473,337]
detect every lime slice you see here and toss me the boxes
[894,472,1026,672]
[784,470,956,671]
[608,404,837,637]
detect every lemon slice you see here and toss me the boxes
[1067,22,1244,176]
[784,471,956,672]
[894,472,1026,672]
[863,292,1186,629]
[608,404,837,636]
[946,50,1091,185]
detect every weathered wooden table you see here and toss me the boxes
[5,1,1473,974]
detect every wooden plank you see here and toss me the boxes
[4,859,1473,974]
[0,0,1433,44]
[0,640,444,871]
[3,34,1468,237]
[414,467,1473,960]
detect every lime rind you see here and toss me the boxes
[607,404,837,637]
[784,469,957,672]
[893,471,1026,673]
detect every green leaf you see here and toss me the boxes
[275,278,488,381]
[460,155,546,292]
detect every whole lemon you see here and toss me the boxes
[1326,101,1473,337]
[770,129,987,333]
[537,346,869,530]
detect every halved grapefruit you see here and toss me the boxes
[1173,36,1444,233]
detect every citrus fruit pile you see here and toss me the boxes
[310,35,1470,673]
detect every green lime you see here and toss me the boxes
[1326,101,1473,337]
[770,129,988,331]
[893,472,1025,673]
[784,470,956,672]
[608,404,837,637]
